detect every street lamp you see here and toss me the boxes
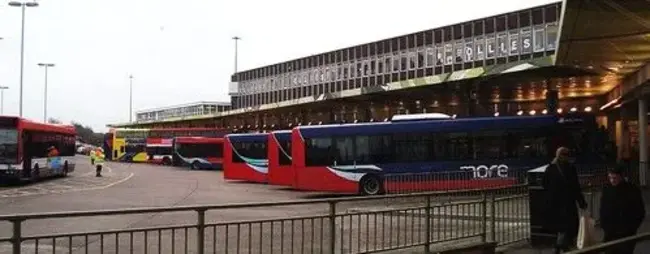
[38,63,55,122]
[129,75,133,122]
[232,36,241,73]
[0,87,9,115]
[8,1,39,117]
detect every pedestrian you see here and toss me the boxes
[542,147,588,253]
[599,165,645,254]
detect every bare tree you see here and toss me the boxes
[47,118,62,124]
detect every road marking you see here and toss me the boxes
[0,165,135,198]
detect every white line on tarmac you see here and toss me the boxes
[0,165,134,198]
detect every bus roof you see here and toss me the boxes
[225,133,268,142]
[271,130,291,140]
[296,115,559,138]
[0,116,77,135]
[150,127,227,131]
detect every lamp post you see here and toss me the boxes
[0,87,8,115]
[232,36,240,73]
[8,1,39,117]
[129,75,133,122]
[38,63,55,122]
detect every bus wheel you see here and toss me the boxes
[360,175,383,195]
[162,157,172,166]
[191,161,200,170]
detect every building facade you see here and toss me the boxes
[229,3,560,110]
[135,101,231,123]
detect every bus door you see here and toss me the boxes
[113,138,126,161]
[21,132,33,178]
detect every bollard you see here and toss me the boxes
[11,219,23,254]
[328,201,336,254]
[96,164,102,177]
[196,209,206,254]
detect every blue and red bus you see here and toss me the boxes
[267,130,293,186]
[291,113,603,195]
[172,137,224,170]
[224,133,268,183]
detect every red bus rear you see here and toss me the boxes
[267,130,293,186]
[224,133,268,183]
[172,137,224,170]
[0,116,77,181]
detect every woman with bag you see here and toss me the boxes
[542,147,588,253]
[599,165,645,254]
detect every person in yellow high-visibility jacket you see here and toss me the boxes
[95,148,105,177]
[89,148,96,165]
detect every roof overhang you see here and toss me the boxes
[556,0,650,94]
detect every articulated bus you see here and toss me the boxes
[145,128,228,165]
[173,137,224,170]
[111,128,150,162]
[267,130,293,186]
[292,113,604,195]
[0,116,76,181]
[224,133,268,183]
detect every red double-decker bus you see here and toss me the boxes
[267,130,293,186]
[0,116,77,181]
[146,128,228,165]
[173,137,224,170]
[223,133,268,183]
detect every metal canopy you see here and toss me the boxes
[557,0,650,86]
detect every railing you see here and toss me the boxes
[0,185,530,254]
[566,232,650,254]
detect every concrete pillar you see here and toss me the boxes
[639,99,648,186]
[620,107,631,160]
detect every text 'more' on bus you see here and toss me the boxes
[267,130,293,187]
[224,133,268,183]
[173,137,224,170]
[0,116,77,181]
[292,113,605,195]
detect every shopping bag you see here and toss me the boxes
[577,213,597,249]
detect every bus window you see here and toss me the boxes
[305,138,332,166]
[334,137,354,165]
[473,131,506,160]
[446,132,471,160]
[278,141,291,166]
[0,129,18,163]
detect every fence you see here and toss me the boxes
[0,185,530,254]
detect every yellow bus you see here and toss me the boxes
[111,128,150,162]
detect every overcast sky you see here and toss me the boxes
[0,0,556,132]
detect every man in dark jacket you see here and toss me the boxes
[599,166,645,254]
[542,147,588,253]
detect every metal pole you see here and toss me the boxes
[129,75,133,122]
[43,66,48,122]
[1,88,5,115]
[233,36,240,73]
[18,5,25,117]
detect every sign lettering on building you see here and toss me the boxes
[454,41,464,63]
[486,35,496,59]
[474,36,485,61]
[464,39,474,62]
